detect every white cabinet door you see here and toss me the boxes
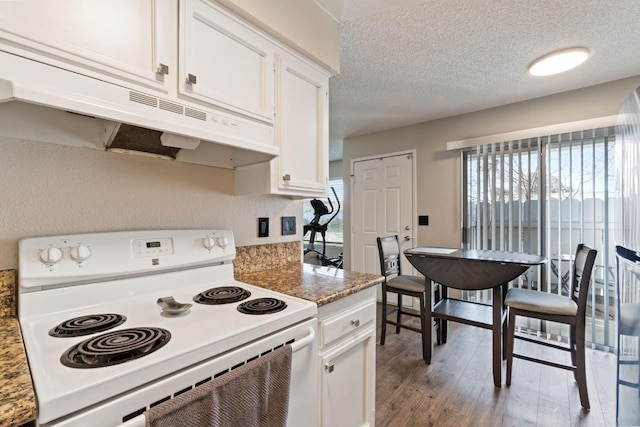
[320,325,376,427]
[234,49,329,198]
[180,0,274,122]
[318,288,376,427]
[0,0,171,92]
[275,51,328,195]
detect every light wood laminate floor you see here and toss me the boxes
[375,305,620,427]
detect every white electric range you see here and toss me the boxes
[18,229,318,427]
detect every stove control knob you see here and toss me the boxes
[203,237,216,250]
[38,247,63,265]
[216,236,229,249]
[69,245,91,262]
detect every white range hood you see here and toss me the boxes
[0,51,278,169]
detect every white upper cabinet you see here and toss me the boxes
[0,0,171,92]
[275,51,328,194]
[180,0,275,123]
[235,49,329,198]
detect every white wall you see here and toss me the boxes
[0,130,302,269]
[342,75,640,270]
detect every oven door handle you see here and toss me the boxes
[290,327,315,353]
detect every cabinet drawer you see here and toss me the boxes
[320,300,375,347]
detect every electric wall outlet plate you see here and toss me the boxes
[258,217,269,237]
[281,216,296,235]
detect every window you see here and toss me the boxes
[462,126,616,348]
[303,179,344,244]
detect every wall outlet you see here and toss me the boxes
[258,217,269,237]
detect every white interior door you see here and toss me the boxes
[351,152,416,305]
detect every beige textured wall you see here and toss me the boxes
[218,0,340,72]
[342,75,640,270]
[0,136,303,270]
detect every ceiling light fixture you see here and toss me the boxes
[528,47,590,76]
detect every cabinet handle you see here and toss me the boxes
[187,74,197,84]
[351,319,360,327]
[282,174,291,182]
[156,63,169,75]
[325,363,334,373]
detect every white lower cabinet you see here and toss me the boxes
[317,287,376,427]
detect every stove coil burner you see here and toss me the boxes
[237,298,288,315]
[49,314,127,337]
[60,327,171,369]
[193,286,251,305]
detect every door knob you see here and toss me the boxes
[405,225,410,230]
[404,236,410,241]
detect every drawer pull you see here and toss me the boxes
[351,319,360,327]
[187,74,197,84]
[325,363,334,373]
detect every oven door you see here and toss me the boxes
[49,319,317,427]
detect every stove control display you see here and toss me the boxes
[132,238,174,257]
[37,247,63,265]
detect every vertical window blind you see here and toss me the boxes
[462,126,616,348]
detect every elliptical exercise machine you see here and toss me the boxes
[303,187,343,268]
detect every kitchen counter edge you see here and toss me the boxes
[237,263,383,307]
[0,318,36,427]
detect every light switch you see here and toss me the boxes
[258,218,269,237]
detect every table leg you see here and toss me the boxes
[425,279,433,364]
[492,285,502,387]
[502,284,507,361]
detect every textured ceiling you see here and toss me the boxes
[319,0,640,161]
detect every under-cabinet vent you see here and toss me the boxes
[129,91,157,108]
[159,99,184,115]
[185,107,207,121]
[129,90,207,122]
